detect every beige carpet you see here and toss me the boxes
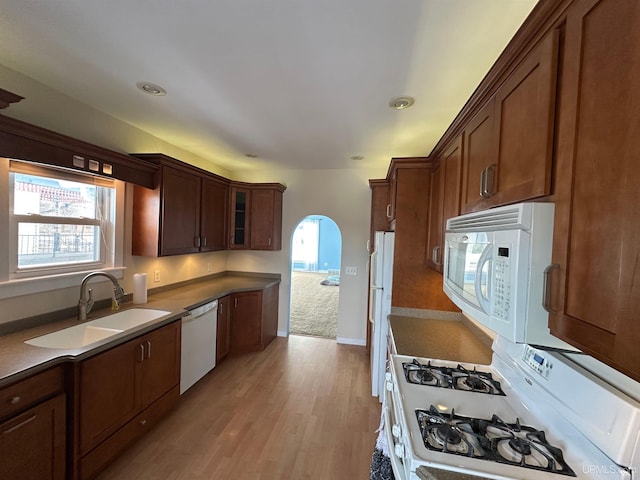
[289,271,339,338]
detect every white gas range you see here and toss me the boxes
[384,335,640,480]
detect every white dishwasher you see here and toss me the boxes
[180,299,218,394]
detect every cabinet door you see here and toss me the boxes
[387,168,398,229]
[230,291,262,354]
[229,187,251,249]
[441,135,462,229]
[140,321,181,409]
[161,166,201,255]
[250,188,283,250]
[426,161,443,271]
[491,30,558,207]
[200,178,228,251]
[368,180,390,253]
[549,0,640,382]
[79,339,139,455]
[461,98,497,213]
[0,394,65,480]
[216,295,231,363]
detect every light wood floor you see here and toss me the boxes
[97,335,381,480]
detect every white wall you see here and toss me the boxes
[0,64,387,343]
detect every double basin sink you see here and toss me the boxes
[25,308,172,349]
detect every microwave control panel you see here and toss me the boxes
[492,246,511,321]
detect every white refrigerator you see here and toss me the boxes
[369,231,394,401]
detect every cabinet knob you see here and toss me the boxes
[139,419,147,426]
[9,396,21,405]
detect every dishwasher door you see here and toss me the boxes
[180,300,218,394]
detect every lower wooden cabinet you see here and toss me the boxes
[76,321,181,479]
[216,295,231,363]
[0,367,66,480]
[230,284,279,355]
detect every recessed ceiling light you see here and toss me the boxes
[350,155,365,161]
[245,153,258,158]
[136,82,167,96]
[389,96,415,110]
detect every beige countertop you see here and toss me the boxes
[0,272,279,388]
[389,314,493,365]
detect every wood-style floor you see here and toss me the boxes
[97,335,381,480]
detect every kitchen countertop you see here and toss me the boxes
[0,272,280,388]
[389,314,493,365]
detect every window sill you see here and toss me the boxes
[0,267,125,300]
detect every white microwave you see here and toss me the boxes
[443,202,577,351]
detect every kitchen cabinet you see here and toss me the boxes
[386,167,398,229]
[427,135,463,272]
[230,283,279,355]
[368,179,390,253]
[229,186,251,250]
[386,159,459,312]
[547,0,640,382]
[132,156,230,256]
[461,31,559,213]
[216,295,231,363]
[77,320,180,479]
[229,183,285,250]
[0,367,65,480]
[250,187,283,250]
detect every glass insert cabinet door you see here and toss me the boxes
[445,232,491,313]
[230,187,250,249]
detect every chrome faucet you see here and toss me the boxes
[78,272,125,321]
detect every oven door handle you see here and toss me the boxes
[384,388,407,480]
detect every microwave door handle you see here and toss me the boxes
[475,245,492,314]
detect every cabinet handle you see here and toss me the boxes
[219,303,223,315]
[9,396,21,405]
[146,340,152,359]
[432,246,442,266]
[386,204,392,219]
[485,163,497,197]
[234,298,238,308]
[139,344,145,362]
[139,419,147,426]
[480,167,487,197]
[3,415,36,434]
[542,264,560,313]
[268,237,271,246]
[202,236,207,247]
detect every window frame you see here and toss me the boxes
[0,159,125,299]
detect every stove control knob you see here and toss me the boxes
[394,443,405,459]
[385,372,392,382]
[385,381,393,392]
[392,424,402,438]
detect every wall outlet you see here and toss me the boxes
[153,270,160,283]
[345,266,358,275]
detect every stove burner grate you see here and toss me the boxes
[403,360,506,396]
[415,406,576,476]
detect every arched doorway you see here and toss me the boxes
[289,215,342,338]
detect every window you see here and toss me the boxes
[0,159,124,293]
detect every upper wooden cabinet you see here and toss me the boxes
[229,183,285,251]
[461,31,559,213]
[547,0,640,382]
[368,179,390,253]
[132,155,230,256]
[427,135,462,271]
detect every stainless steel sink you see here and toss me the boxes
[25,308,171,349]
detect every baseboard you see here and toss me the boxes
[277,330,288,337]
[336,336,366,346]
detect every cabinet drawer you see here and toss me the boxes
[0,367,64,420]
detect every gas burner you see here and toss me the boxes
[415,407,576,476]
[481,415,576,476]
[404,359,452,388]
[403,360,505,396]
[417,406,487,458]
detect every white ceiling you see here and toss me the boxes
[0,0,537,173]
